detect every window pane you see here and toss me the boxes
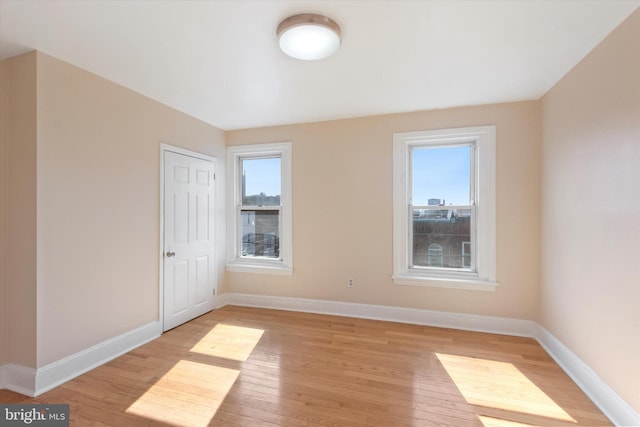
[412,208,471,268]
[241,210,279,258]
[241,157,281,206]
[412,145,471,206]
[427,244,444,267]
[462,242,471,268]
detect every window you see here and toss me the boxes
[393,126,496,291]
[227,142,292,274]
[240,157,280,258]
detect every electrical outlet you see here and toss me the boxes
[347,278,355,288]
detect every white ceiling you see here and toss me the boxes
[1,1,638,130]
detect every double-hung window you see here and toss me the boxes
[227,142,292,275]
[392,126,496,291]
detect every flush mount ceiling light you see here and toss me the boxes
[277,13,342,60]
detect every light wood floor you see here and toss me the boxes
[0,305,611,426]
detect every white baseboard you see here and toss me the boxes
[0,364,37,397]
[0,321,161,397]
[220,292,639,426]
[35,320,161,396]
[535,325,640,427]
[220,292,537,337]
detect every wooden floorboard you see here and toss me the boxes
[0,305,612,426]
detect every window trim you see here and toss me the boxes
[226,142,293,275]
[392,126,497,291]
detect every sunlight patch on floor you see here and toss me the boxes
[190,323,264,361]
[126,360,239,426]
[436,353,576,423]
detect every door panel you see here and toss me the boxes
[195,255,210,305]
[172,260,189,313]
[163,151,216,331]
[173,193,189,243]
[196,193,210,241]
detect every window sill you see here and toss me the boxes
[226,260,293,276]
[392,272,497,292]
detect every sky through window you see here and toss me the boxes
[412,145,471,206]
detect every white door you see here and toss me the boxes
[163,150,216,331]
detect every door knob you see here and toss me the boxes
[166,251,176,257]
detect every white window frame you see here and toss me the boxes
[392,126,497,291]
[226,142,293,275]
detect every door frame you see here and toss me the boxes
[159,143,218,332]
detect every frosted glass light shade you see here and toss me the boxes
[277,14,341,61]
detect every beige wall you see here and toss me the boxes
[0,46,7,367]
[541,9,640,412]
[34,52,226,366]
[226,101,541,319]
[0,53,38,368]
[0,52,226,368]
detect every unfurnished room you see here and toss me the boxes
[0,1,639,426]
